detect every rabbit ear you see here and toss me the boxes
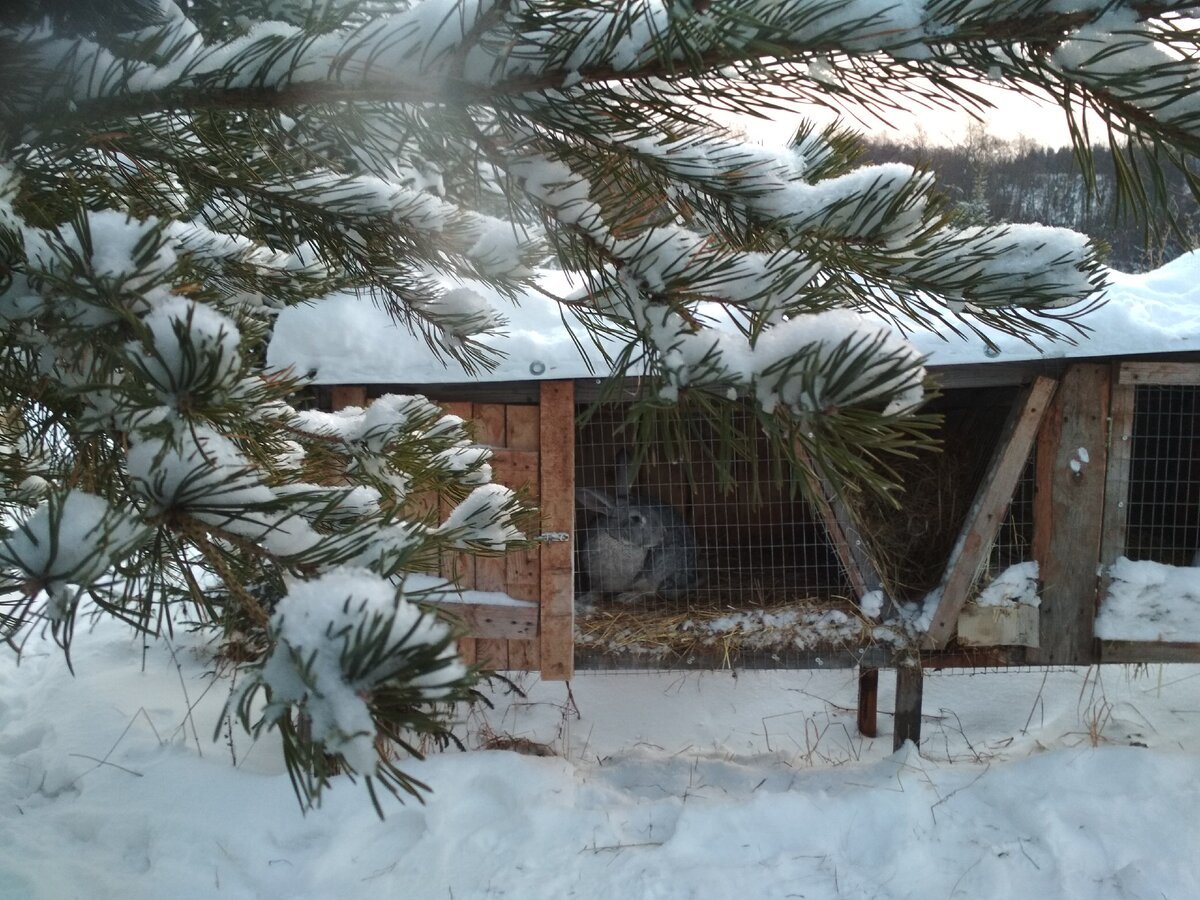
[576,487,615,514]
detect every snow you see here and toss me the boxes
[0,491,148,618]
[268,252,1200,386]
[2,618,1199,899]
[975,561,1041,608]
[252,569,465,773]
[1096,556,1200,642]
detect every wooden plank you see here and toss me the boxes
[1098,378,1136,611]
[538,381,576,681]
[1118,361,1200,385]
[328,385,368,411]
[431,601,539,640]
[472,404,510,669]
[440,401,478,664]
[1028,364,1111,666]
[507,635,541,671]
[956,601,1039,647]
[456,634,477,665]
[857,668,879,738]
[924,375,1059,647]
[893,663,924,751]
[493,407,540,670]
[798,447,882,601]
[1098,640,1200,664]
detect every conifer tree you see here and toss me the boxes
[1,0,1197,809]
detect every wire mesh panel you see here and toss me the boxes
[858,386,1024,600]
[979,453,1037,586]
[573,403,864,669]
[1124,384,1200,566]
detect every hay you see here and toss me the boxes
[575,593,907,666]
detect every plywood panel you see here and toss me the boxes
[1029,364,1110,665]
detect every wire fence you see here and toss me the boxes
[574,403,866,670]
[1122,384,1200,566]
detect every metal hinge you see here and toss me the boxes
[536,531,570,543]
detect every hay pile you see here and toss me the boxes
[575,594,906,666]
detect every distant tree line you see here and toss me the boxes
[863,126,1200,272]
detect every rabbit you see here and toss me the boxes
[575,453,698,609]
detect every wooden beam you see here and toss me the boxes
[1029,364,1112,666]
[538,381,576,680]
[924,375,1058,647]
[432,601,539,640]
[1118,361,1200,386]
[893,663,924,751]
[1098,640,1200,664]
[1098,377,1136,608]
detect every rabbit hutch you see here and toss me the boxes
[270,278,1200,748]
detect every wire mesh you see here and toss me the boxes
[573,403,864,670]
[1124,384,1200,566]
[969,453,1037,593]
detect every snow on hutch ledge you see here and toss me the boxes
[269,253,1200,384]
[268,253,1200,647]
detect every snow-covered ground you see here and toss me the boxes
[2,618,1197,899]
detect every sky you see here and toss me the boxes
[724,80,1090,148]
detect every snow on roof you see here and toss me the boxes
[267,251,1200,385]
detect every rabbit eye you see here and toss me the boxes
[629,513,643,526]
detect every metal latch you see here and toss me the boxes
[536,531,570,543]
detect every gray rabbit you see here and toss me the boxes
[576,453,698,608]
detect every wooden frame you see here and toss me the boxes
[1092,362,1200,663]
[924,376,1058,648]
[321,355,1200,750]
[327,382,576,681]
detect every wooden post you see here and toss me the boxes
[924,376,1058,648]
[1098,373,1136,609]
[857,667,879,738]
[799,447,886,739]
[538,381,575,680]
[1029,364,1110,666]
[893,663,924,751]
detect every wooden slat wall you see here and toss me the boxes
[451,385,575,679]
[1029,364,1111,665]
[378,389,575,676]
